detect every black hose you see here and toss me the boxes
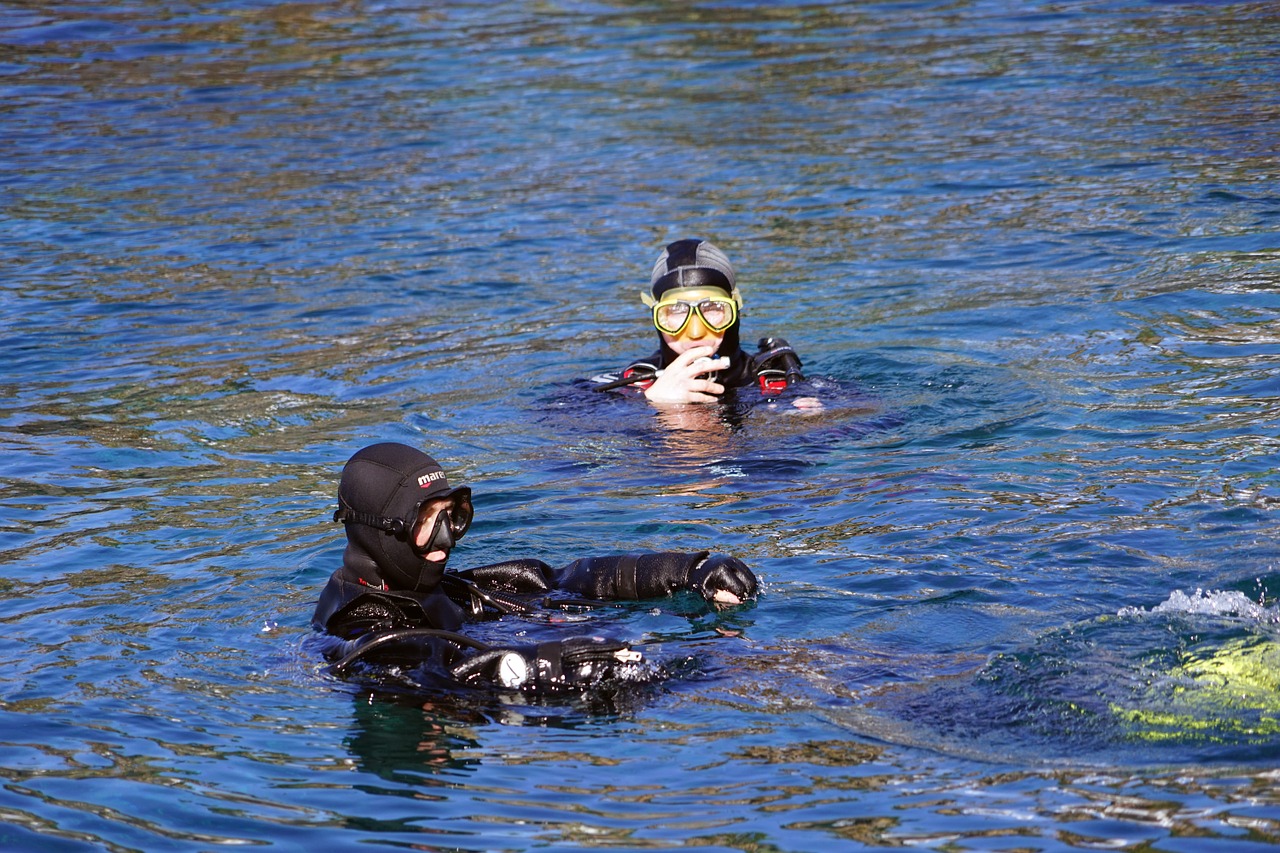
[591,370,656,392]
[330,628,490,674]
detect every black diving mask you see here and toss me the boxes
[409,487,474,556]
[334,486,473,556]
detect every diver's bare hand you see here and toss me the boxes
[644,346,729,405]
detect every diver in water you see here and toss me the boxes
[312,442,758,693]
[591,238,810,406]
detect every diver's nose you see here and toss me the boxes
[682,313,708,340]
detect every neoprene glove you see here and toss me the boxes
[689,553,758,604]
[554,551,758,605]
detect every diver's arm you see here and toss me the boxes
[453,559,554,594]
[552,551,758,606]
[442,559,557,617]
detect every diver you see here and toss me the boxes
[590,238,813,407]
[312,442,759,694]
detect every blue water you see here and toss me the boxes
[5,0,1280,849]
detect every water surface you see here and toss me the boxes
[4,1,1280,849]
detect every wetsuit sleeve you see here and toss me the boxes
[552,551,758,604]
[453,559,554,594]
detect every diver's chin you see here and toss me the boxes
[423,549,449,564]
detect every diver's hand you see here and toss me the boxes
[644,346,729,405]
[689,553,758,608]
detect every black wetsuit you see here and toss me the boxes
[313,551,754,691]
[314,442,757,693]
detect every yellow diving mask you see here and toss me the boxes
[642,288,740,336]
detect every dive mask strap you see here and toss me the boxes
[649,266,734,297]
[333,486,472,547]
[333,506,409,536]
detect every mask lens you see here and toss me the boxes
[696,299,735,331]
[654,301,692,334]
[449,489,473,537]
[652,297,736,335]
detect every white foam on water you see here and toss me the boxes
[1119,588,1278,622]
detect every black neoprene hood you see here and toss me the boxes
[335,442,457,591]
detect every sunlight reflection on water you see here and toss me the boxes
[4,0,1280,849]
